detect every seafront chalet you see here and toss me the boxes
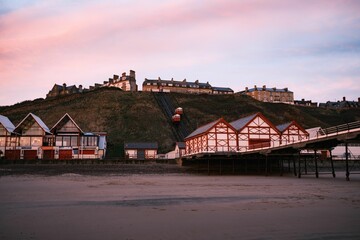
[12,113,52,160]
[49,113,106,160]
[185,113,308,155]
[276,121,309,145]
[0,115,16,159]
[0,113,106,160]
[185,118,238,154]
[124,142,158,160]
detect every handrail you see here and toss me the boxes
[317,121,360,137]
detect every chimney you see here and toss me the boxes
[358,97,360,103]
[262,85,266,90]
[109,78,114,84]
[183,78,186,82]
[122,72,126,80]
[113,75,119,80]
[284,88,288,92]
[245,87,248,92]
[171,78,174,81]
[129,70,135,79]
[254,85,257,90]
[273,87,276,91]
[63,83,67,89]
[79,85,83,92]
[103,81,108,84]
[158,77,161,81]
[343,96,346,101]
[195,80,199,84]
[302,98,305,101]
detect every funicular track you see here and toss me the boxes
[153,92,190,142]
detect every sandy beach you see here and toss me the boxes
[1,166,360,240]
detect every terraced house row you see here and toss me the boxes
[184,112,309,155]
[0,113,106,160]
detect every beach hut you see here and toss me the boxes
[277,121,309,145]
[230,113,281,151]
[13,113,51,160]
[124,142,158,160]
[0,115,16,159]
[184,118,237,155]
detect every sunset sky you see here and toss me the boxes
[0,0,359,106]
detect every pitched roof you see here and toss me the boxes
[276,122,292,132]
[176,142,186,149]
[15,113,51,134]
[124,142,158,149]
[143,79,212,89]
[244,87,293,93]
[229,113,258,131]
[50,113,83,134]
[185,119,221,139]
[212,87,234,92]
[0,115,15,133]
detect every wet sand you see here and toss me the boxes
[0,171,360,240]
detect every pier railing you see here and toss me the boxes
[317,121,360,137]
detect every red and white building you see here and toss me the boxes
[230,113,281,151]
[185,118,238,154]
[277,121,309,145]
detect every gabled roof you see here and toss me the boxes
[185,119,221,139]
[230,112,281,134]
[0,115,15,133]
[276,122,292,132]
[277,120,308,134]
[124,142,158,149]
[14,113,51,134]
[229,113,258,131]
[185,118,237,140]
[50,113,83,134]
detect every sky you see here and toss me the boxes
[0,0,359,106]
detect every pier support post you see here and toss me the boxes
[329,149,336,178]
[298,152,301,178]
[265,155,268,176]
[293,156,297,177]
[207,158,210,175]
[304,157,307,174]
[345,143,350,181]
[232,158,235,175]
[219,158,222,175]
[314,150,319,178]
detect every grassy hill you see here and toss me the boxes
[1,88,360,157]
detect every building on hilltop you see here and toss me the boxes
[103,70,137,92]
[46,83,85,98]
[319,97,360,109]
[46,70,137,98]
[294,99,317,107]
[240,85,294,104]
[142,78,233,94]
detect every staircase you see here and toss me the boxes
[153,93,191,142]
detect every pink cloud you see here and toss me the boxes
[0,0,359,105]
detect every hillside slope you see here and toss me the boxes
[1,88,359,156]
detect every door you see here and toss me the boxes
[137,149,145,160]
[24,150,37,160]
[59,150,72,160]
